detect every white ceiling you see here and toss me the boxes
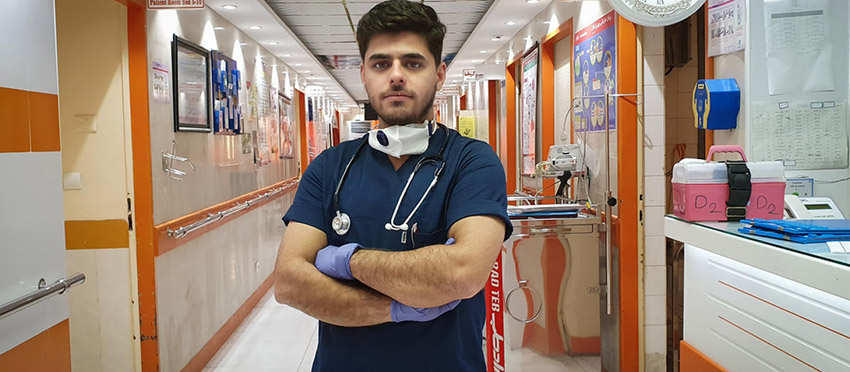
[207,0,555,106]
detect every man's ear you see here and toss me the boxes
[436,61,447,91]
[360,62,366,86]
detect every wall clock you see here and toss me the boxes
[607,0,706,27]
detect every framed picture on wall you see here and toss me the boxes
[172,34,211,132]
[278,94,295,159]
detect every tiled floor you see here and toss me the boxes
[205,290,601,372]
[204,291,318,372]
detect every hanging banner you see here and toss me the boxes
[485,255,505,372]
[148,0,204,9]
[708,0,746,57]
[573,10,617,133]
[520,46,538,176]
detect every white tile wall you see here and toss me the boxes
[644,295,666,326]
[644,144,666,177]
[643,55,665,87]
[644,206,666,237]
[644,85,665,117]
[644,115,665,149]
[644,236,666,267]
[644,176,666,207]
[645,325,667,354]
[644,265,666,297]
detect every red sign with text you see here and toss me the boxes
[486,253,505,372]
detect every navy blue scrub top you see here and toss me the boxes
[283,126,512,372]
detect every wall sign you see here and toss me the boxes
[148,0,204,9]
[520,45,538,176]
[573,11,617,133]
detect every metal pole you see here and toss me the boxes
[0,273,86,320]
[604,93,612,315]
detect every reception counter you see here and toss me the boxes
[665,215,850,371]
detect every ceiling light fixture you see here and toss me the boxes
[268,42,278,46]
[222,4,237,10]
[283,54,292,57]
[480,50,488,53]
[213,27,224,31]
[239,42,248,46]
[505,21,516,26]
[294,63,303,66]
[250,26,262,30]
[543,21,551,24]
[526,0,540,3]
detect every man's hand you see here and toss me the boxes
[315,243,361,280]
[390,299,460,322]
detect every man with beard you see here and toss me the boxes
[274,1,511,370]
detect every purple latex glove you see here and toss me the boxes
[314,242,360,280]
[391,299,461,322]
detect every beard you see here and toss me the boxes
[372,83,437,126]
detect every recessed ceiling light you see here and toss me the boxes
[213,26,224,31]
[526,0,540,3]
[505,21,516,26]
[543,21,551,24]
[268,42,278,46]
[239,42,248,46]
[283,54,292,57]
[250,26,262,30]
[304,70,311,73]
[222,4,237,10]
[294,63,303,66]
[491,36,502,41]
[480,50,488,54]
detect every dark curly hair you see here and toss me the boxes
[356,0,447,67]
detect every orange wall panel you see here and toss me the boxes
[28,91,61,152]
[0,319,71,372]
[0,87,32,153]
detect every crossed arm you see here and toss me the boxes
[273,216,505,325]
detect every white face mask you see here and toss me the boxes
[368,121,434,158]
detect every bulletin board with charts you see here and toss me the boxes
[520,46,538,176]
[573,10,617,133]
[751,100,848,170]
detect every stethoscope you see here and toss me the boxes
[331,123,450,236]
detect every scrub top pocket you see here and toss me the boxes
[410,226,447,249]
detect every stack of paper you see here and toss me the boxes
[738,219,850,244]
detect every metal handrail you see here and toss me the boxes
[0,273,86,321]
[167,179,300,239]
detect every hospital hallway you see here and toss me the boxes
[203,289,601,372]
[4,0,850,372]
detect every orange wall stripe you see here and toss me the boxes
[298,90,307,175]
[680,340,727,372]
[616,15,640,372]
[487,80,498,152]
[28,91,61,152]
[127,3,159,370]
[505,61,518,195]
[180,275,274,372]
[460,94,467,110]
[65,219,129,249]
[155,178,299,256]
[0,87,32,153]
[0,319,71,372]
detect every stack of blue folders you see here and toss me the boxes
[738,219,850,243]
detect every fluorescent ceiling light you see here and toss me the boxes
[268,42,278,45]
[283,54,292,57]
[505,21,516,26]
[250,26,262,30]
[526,0,540,3]
[480,50,488,54]
[213,27,224,31]
[222,4,237,10]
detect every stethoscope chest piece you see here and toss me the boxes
[332,211,351,235]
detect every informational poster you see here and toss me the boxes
[278,94,295,158]
[458,115,476,138]
[152,60,170,103]
[708,0,746,57]
[764,0,834,95]
[573,11,617,133]
[751,100,848,170]
[520,46,538,176]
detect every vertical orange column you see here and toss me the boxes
[297,90,307,175]
[127,3,159,371]
[616,15,639,372]
[505,60,519,195]
[539,19,573,202]
[487,80,498,152]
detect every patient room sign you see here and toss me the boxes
[148,0,204,9]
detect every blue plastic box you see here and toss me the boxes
[692,79,740,130]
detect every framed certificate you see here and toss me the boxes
[172,35,211,132]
